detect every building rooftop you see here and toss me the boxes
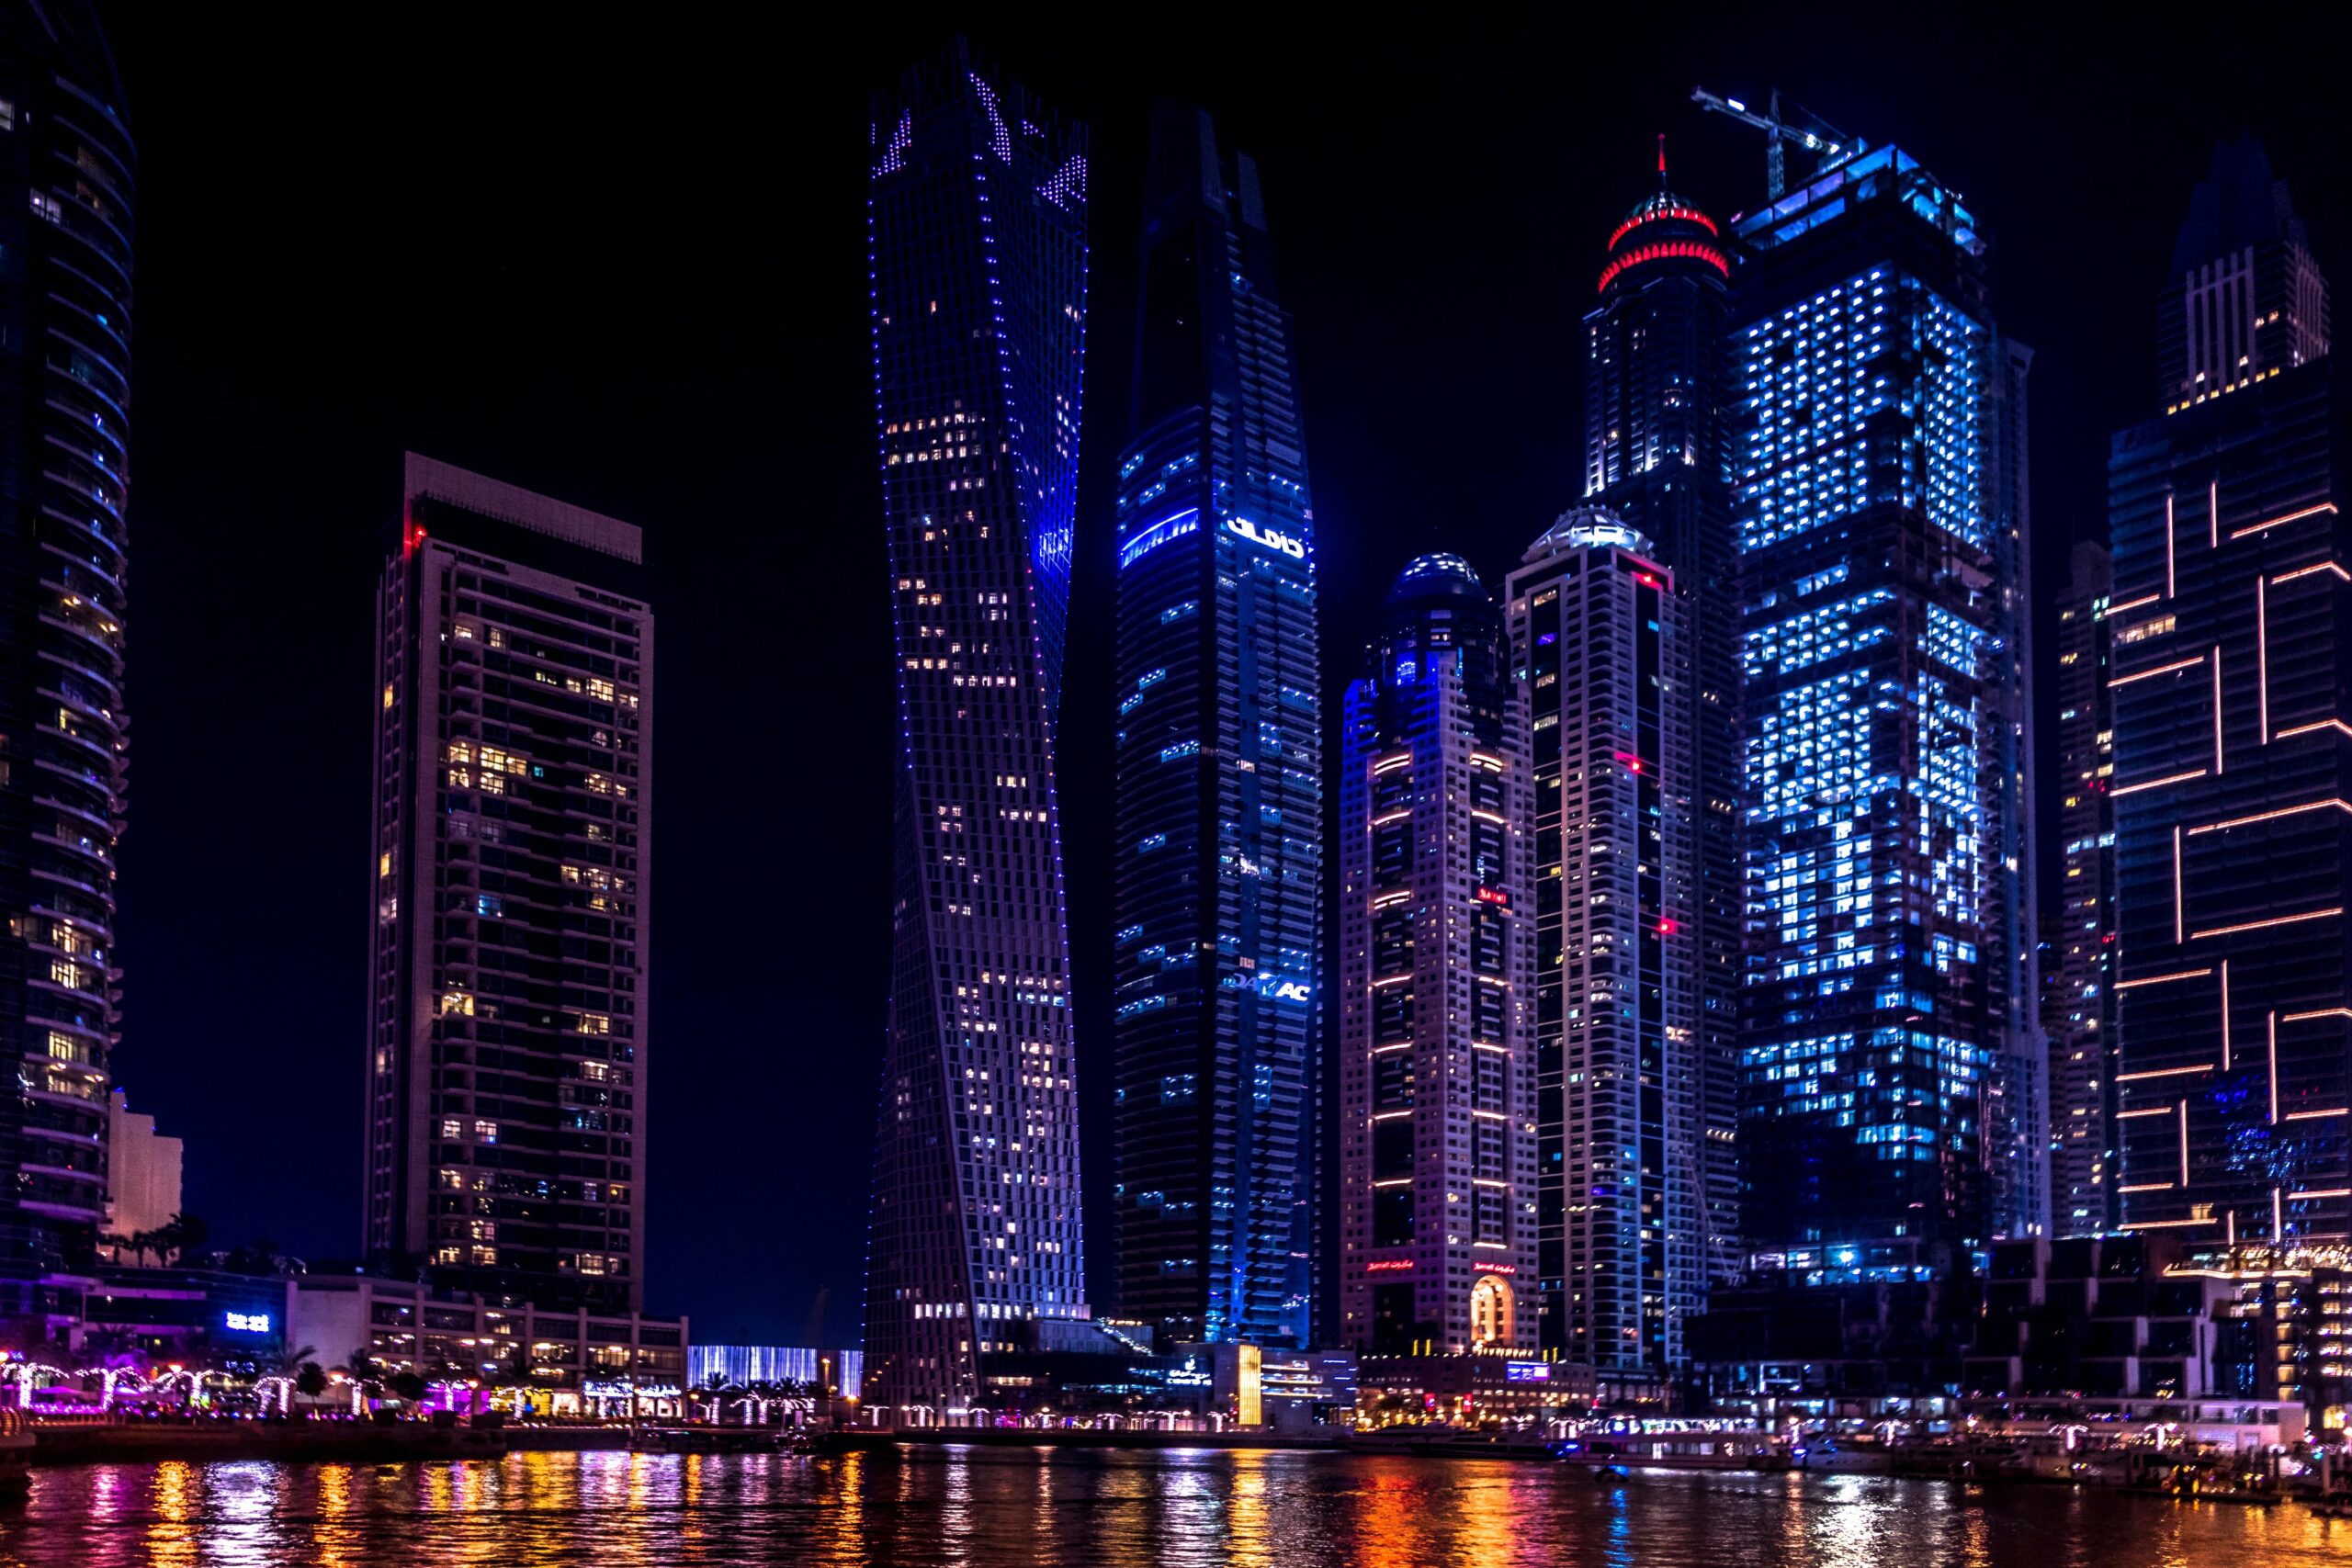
[403,452,642,565]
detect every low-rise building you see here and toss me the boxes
[1687,1242,1976,1422]
[1356,1351,1596,1426]
[286,1273,685,1415]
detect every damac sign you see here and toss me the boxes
[1227,516,1306,559]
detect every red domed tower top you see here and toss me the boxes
[1597,137,1729,294]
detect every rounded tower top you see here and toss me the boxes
[1386,552,1486,605]
[1598,141,1728,295]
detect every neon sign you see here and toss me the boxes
[1504,1362,1551,1383]
[1364,1259,1415,1273]
[224,1312,271,1334]
[1226,516,1306,559]
[1255,976,1313,1004]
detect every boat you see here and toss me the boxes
[1552,1429,1792,1473]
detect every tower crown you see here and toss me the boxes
[1599,143,1727,294]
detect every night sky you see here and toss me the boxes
[99,7,2344,1344]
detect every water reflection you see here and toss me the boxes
[4,1450,2352,1566]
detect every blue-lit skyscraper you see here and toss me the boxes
[863,47,1093,1418]
[1111,105,1321,1350]
[2109,141,2340,1251]
[1731,143,2040,1259]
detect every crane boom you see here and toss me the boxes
[1690,85,1852,201]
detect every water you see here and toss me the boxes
[7,1449,2351,1566]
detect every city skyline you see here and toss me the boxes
[83,3,2352,1354]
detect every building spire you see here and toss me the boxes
[1657,132,1669,190]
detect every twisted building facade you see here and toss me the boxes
[863,48,1095,1418]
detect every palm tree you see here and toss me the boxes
[153,1213,209,1266]
[293,1361,329,1415]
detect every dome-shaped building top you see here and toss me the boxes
[1598,140,1728,295]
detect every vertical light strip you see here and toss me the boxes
[2165,492,2177,598]
[2274,1186,2285,1241]
[2177,1100,2190,1184]
[2211,650,2224,773]
[2209,479,2220,548]
[2172,825,2185,943]
[2268,1010,2279,1123]
[2226,1208,2237,1246]
[2220,960,2232,1069]
[2256,576,2269,742]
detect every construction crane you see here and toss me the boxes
[1690,86,1854,201]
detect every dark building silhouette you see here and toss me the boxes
[366,456,651,1312]
[862,47,1097,1419]
[0,0,133,1340]
[2109,141,2342,1248]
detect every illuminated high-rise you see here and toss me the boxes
[0,1,133,1338]
[1731,143,2040,1259]
[2109,141,2340,1249]
[1579,148,1743,1299]
[863,47,1094,1417]
[1507,510,1705,1385]
[1337,557,1537,1356]
[2047,542,2119,1235]
[366,457,651,1312]
[1110,105,1320,1350]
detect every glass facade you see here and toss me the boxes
[863,47,1093,1417]
[1579,166,1743,1303]
[367,457,651,1313]
[0,2,133,1335]
[2109,145,2340,1248]
[1508,513,1704,1381]
[1731,144,2037,1257]
[1111,106,1319,1349]
[1337,558,1537,1355]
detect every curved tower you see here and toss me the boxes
[863,45,1093,1420]
[0,0,134,1337]
[1338,558,1537,1356]
[1111,105,1320,1350]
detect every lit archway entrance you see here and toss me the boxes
[1470,1275,1515,1348]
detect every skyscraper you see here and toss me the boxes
[1110,104,1320,1351]
[1337,557,1537,1356]
[1580,146,1742,1290]
[1731,143,2038,1260]
[864,47,1093,1418]
[2109,141,2340,1249]
[1507,510,1705,1386]
[2047,541,2119,1235]
[366,456,651,1312]
[0,1,133,1338]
